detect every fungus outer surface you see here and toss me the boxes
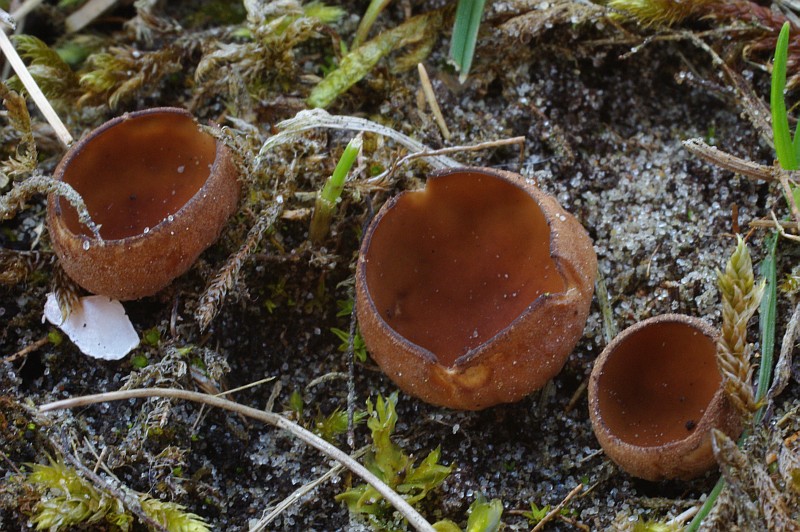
[59,112,216,240]
[363,170,565,367]
[47,108,241,300]
[596,320,720,447]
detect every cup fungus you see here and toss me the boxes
[355,168,597,410]
[47,107,240,300]
[588,314,742,481]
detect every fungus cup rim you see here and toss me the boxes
[357,167,575,369]
[46,106,241,300]
[588,313,738,480]
[51,106,232,245]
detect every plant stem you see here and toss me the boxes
[686,476,725,531]
[39,387,437,532]
[352,0,392,49]
[531,483,582,532]
[417,62,451,140]
[195,200,284,331]
[683,138,777,182]
[10,0,47,22]
[65,0,118,34]
[309,134,362,244]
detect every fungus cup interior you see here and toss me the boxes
[596,321,720,447]
[363,170,565,367]
[58,111,216,240]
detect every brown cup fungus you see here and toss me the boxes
[588,314,742,481]
[47,107,240,300]
[355,168,597,410]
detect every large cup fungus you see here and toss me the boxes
[355,168,597,410]
[47,107,240,300]
[588,314,742,481]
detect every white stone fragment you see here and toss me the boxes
[43,293,139,360]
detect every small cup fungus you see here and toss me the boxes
[47,107,240,300]
[355,168,597,410]
[588,314,742,481]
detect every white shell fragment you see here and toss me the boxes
[43,293,139,360]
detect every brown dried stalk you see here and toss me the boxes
[52,260,81,320]
[683,138,776,182]
[39,387,436,532]
[767,301,800,403]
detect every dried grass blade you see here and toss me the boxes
[258,109,459,170]
[39,388,437,532]
[767,301,800,403]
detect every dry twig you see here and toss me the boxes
[374,136,526,186]
[3,335,48,363]
[767,301,800,403]
[683,138,776,182]
[39,388,437,532]
[251,446,369,531]
[417,63,450,140]
[531,483,583,532]
[0,28,72,146]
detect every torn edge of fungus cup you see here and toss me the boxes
[356,167,597,410]
[43,293,139,360]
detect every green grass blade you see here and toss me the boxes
[449,1,472,72]
[686,477,725,532]
[352,0,392,49]
[309,135,362,243]
[772,22,797,170]
[793,114,800,162]
[320,135,362,205]
[449,0,486,83]
[755,232,778,422]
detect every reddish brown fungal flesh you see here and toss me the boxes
[59,112,215,240]
[47,108,240,300]
[588,314,743,481]
[365,172,565,366]
[595,321,720,447]
[356,168,597,410]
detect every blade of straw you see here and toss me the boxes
[0,29,73,147]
